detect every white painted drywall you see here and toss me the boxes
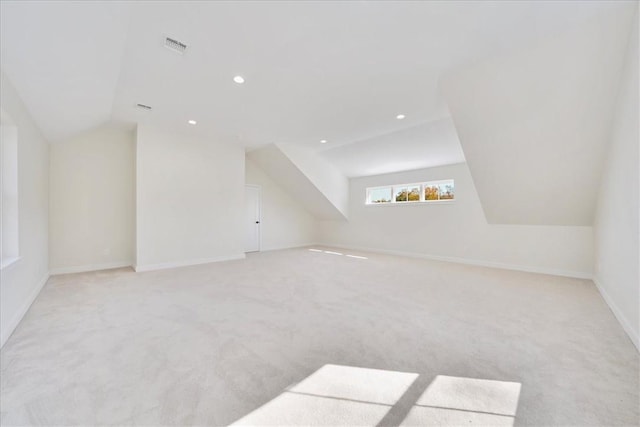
[319,119,465,178]
[49,125,135,274]
[319,163,593,278]
[0,1,131,143]
[1,123,19,262]
[442,5,635,226]
[245,158,318,251]
[0,72,49,348]
[135,125,245,270]
[594,11,639,351]
[277,144,349,219]
[248,144,347,220]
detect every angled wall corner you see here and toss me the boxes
[0,71,49,348]
[441,4,636,226]
[245,158,319,251]
[593,6,639,352]
[247,144,349,221]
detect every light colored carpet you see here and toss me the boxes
[0,247,638,426]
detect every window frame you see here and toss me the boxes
[1,113,20,270]
[365,179,455,206]
[392,183,422,203]
[366,185,394,204]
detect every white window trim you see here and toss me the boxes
[392,183,422,203]
[366,185,394,204]
[365,179,455,206]
[0,256,21,270]
[1,117,19,265]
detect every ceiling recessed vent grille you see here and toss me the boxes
[136,103,152,110]
[164,37,188,54]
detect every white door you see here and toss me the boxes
[245,185,261,252]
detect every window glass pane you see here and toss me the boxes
[369,187,391,203]
[408,185,420,202]
[1,124,19,262]
[424,185,439,201]
[438,182,455,200]
[395,187,409,202]
[368,180,454,206]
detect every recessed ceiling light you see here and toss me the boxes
[188,120,197,125]
[396,114,406,120]
[233,76,245,84]
[320,139,327,144]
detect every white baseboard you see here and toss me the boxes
[1,272,49,348]
[321,243,593,279]
[260,243,318,252]
[593,276,640,353]
[134,253,246,272]
[50,261,132,276]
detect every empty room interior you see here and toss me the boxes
[0,1,639,426]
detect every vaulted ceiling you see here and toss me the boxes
[442,5,635,225]
[1,0,637,225]
[1,1,628,146]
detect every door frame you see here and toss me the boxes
[245,184,262,253]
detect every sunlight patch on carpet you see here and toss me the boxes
[230,364,418,426]
[399,375,521,426]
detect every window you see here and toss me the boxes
[438,182,454,200]
[366,179,454,205]
[394,184,421,202]
[1,110,19,269]
[368,187,392,204]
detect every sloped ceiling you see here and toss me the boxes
[0,0,637,215]
[0,1,131,142]
[247,144,347,220]
[441,4,636,226]
[320,119,465,178]
[1,1,630,151]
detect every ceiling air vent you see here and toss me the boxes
[164,37,188,54]
[136,103,152,111]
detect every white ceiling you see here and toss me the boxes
[248,145,346,220]
[442,4,636,226]
[320,118,465,178]
[0,1,130,142]
[0,0,635,179]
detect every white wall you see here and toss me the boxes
[245,158,318,251]
[277,144,349,219]
[0,72,49,348]
[248,144,346,220]
[135,125,245,271]
[441,5,635,226]
[49,125,135,274]
[1,122,19,262]
[320,163,593,278]
[594,11,639,351]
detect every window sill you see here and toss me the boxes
[365,200,456,207]
[1,256,21,270]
